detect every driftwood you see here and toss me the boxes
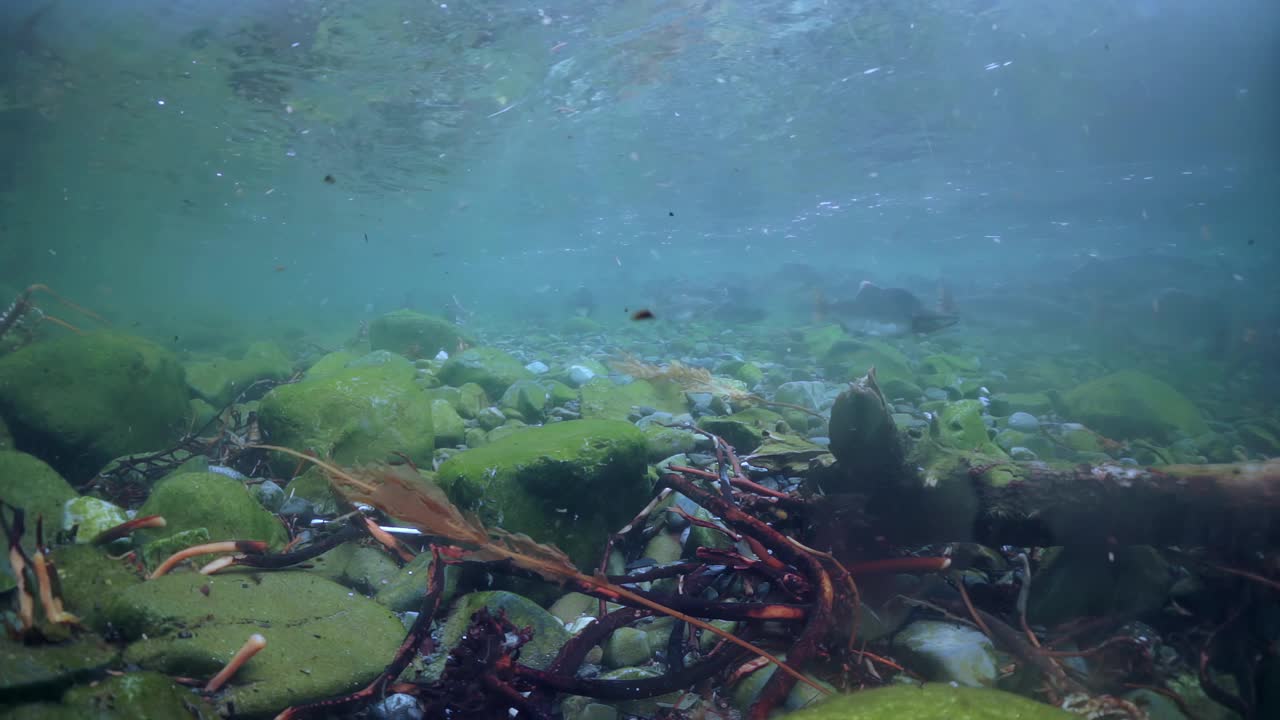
[821,372,1280,549]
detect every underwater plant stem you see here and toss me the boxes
[206,633,267,693]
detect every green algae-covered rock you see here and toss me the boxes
[987,392,1053,417]
[185,341,293,406]
[425,591,570,681]
[933,400,1005,456]
[283,467,340,516]
[136,472,288,552]
[436,420,649,570]
[375,549,459,612]
[62,670,212,719]
[500,379,550,422]
[0,635,118,704]
[106,571,404,718]
[303,349,361,379]
[716,359,764,387]
[438,347,530,398]
[50,543,143,633]
[780,683,1074,720]
[307,542,401,596]
[1060,370,1209,442]
[821,338,914,387]
[579,378,687,421]
[0,332,189,481]
[697,407,788,454]
[431,398,466,447]
[916,353,982,391]
[258,360,435,469]
[0,451,78,555]
[369,309,468,358]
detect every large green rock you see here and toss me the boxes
[579,378,687,421]
[136,472,289,552]
[257,360,435,469]
[185,341,293,406]
[431,398,466,447]
[780,683,1074,719]
[105,571,405,718]
[1060,370,1209,442]
[0,332,189,481]
[50,543,144,633]
[368,309,468,358]
[436,420,650,570]
[438,347,531,398]
[0,451,78,556]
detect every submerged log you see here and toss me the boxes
[820,372,1280,549]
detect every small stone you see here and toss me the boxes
[254,480,285,512]
[567,364,596,387]
[1008,412,1040,433]
[370,693,424,720]
[476,406,506,431]
[525,360,550,375]
[924,387,949,402]
[1009,446,1038,461]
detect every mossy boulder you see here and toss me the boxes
[368,309,469,358]
[821,338,915,391]
[932,400,1005,456]
[424,591,569,681]
[1028,545,1172,626]
[136,472,289,554]
[62,671,212,719]
[1060,370,1209,442]
[579,378,687,421]
[715,359,764,387]
[696,407,788,454]
[781,683,1074,719]
[500,379,550,423]
[105,571,405,718]
[431,399,466,447]
[987,392,1053,417]
[185,341,293,406]
[50,543,143,633]
[436,420,649,570]
[0,332,189,481]
[438,347,531,398]
[0,451,78,556]
[0,635,119,705]
[304,349,361,379]
[257,360,435,469]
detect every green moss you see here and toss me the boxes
[303,350,361,379]
[781,683,1074,719]
[437,420,650,570]
[137,472,288,551]
[0,332,189,481]
[257,361,435,469]
[431,398,466,447]
[106,572,404,718]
